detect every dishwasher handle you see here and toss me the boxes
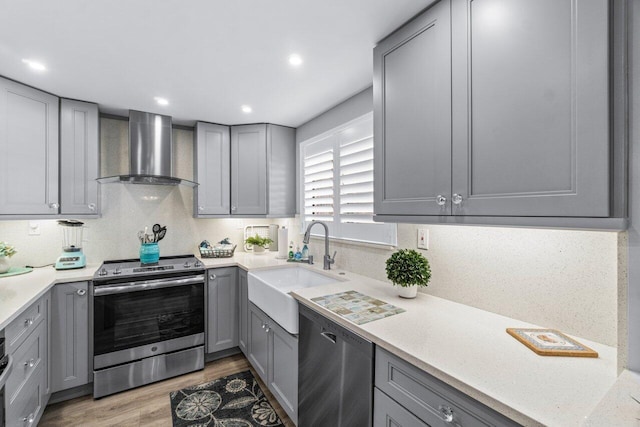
[320,331,337,344]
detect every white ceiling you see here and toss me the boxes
[0,0,432,127]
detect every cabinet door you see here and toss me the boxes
[0,77,59,215]
[60,99,99,215]
[231,124,267,215]
[451,0,609,217]
[238,269,248,355]
[374,388,428,427]
[195,122,230,216]
[50,282,89,393]
[207,268,238,353]
[268,320,298,424]
[248,303,269,382]
[374,0,452,216]
[266,124,296,216]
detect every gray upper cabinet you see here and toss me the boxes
[374,0,452,216]
[60,99,100,216]
[0,76,59,215]
[207,267,239,354]
[374,0,616,226]
[231,124,267,215]
[230,124,296,217]
[50,282,89,393]
[450,0,609,217]
[195,122,231,217]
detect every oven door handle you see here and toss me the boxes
[94,275,205,296]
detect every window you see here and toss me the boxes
[300,113,397,246]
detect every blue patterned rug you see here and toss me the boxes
[170,370,284,427]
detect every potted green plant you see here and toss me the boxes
[385,249,431,298]
[0,241,17,274]
[245,234,273,254]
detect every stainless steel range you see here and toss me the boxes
[92,255,205,398]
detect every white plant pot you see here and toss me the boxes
[397,285,418,299]
[253,246,266,254]
[0,256,10,274]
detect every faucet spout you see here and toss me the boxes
[302,221,335,270]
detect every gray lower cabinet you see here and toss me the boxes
[0,76,59,216]
[50,282,89,393]
[194,122,231,217]
[207,268,239,353]
[4,293,49,427]
[247,302,298,424]
[375,348,520,427]
[230,124,295,217]
[238,269,248,355]
[60,99,100,216]
[374,0,614,223]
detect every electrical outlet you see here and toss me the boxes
[28,221,41,236]
[417,228,428,249]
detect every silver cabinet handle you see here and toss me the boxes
[436,195,447,206]
[24,358,35,368]
[231,205,237,211]
[209,274,216,280]
[452,193,463,205]
[265,326,270,333]
[198,206,204,212]
[22,413,35,424]
[77,288,86,296]
[88,203,96,211]
[49,202,59,209]
[261,323,266,329]
[439,405,454,423]
[24,318,33,327]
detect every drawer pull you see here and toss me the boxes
[24,318,33,327]
[24,358,35,368]
[77,288,86,296]
[439,405,454,423]
[265,326,270,333]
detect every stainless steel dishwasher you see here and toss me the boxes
[298,304,374,427]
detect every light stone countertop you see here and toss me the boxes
[0,252,634,426]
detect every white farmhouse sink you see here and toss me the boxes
[248,266,339,334]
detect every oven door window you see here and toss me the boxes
[94,284,204,355]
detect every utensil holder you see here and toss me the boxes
[140,243,159,264]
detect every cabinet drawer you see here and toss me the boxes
[5,296,46,354]
[374,388,428,427]
[5,363,45,427]
[375,348,520,427]
[6,321,46,404]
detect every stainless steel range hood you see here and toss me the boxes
[98,110,197,187]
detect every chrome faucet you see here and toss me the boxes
[303,221,336,270]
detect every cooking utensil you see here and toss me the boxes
[152,224,161,242]
[156,227,167,242]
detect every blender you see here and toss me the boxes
[55,220,86,270]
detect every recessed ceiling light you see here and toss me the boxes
[241,105,252,113]
[21,59,46,72]
[288,54,303,67]
[154,97,169,106]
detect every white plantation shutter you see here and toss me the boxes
[300,113,397,246]
[303,149,334,223]
[340,135,374,224]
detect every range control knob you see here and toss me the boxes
[194,260,202,268]
[113,267,122,275]
[183,261,191,268]
[98,268,108,276]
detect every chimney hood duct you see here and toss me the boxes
[97,110,197,187]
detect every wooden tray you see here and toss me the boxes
[506,328,598,358]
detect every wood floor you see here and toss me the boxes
[39,353,295,427]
